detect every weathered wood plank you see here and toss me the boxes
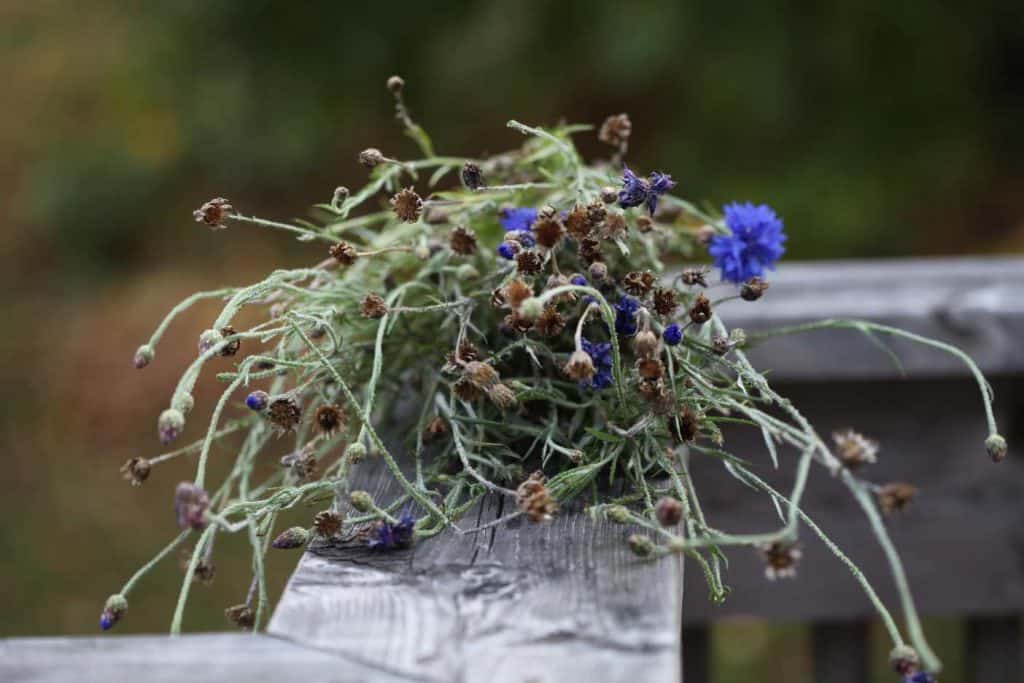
[0,633,404,683]
[811,620,870,683]
[724,257,1024,379]
[683,376,1024,622]
[268,461,683,682]
[680,625,710,683]
[966,615,1022,683]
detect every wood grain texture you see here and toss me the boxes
[268,462,683,683]
[811,620,870,683]
[723,256,1024,379]
[0,633,406,683]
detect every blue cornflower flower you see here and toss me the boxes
[579,338,614,391]
[708,202,787,284]
[246,390,270,411]
[663,323,683,346]
[499,207,538,232]
[570,274,588,287]
[367,511,416,550]
[614,295,640,336]
[497,242,517,260]
[618,166,676,216]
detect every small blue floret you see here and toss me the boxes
[497,242,517,260]
[663,323,683,346]
[246,391,269,411]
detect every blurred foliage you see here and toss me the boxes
[1,2,1021,679]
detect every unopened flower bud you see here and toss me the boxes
[350,490,375,513]
[345,442,367,463]
[600,186,619,204]
[272,526,310,550]
[518,297,544,321]
[198,328,224,355]
[889,645,921,675]
[633,330,659,359]
[246,390,270,411]
[564,349,596,381]
[158,408,185,445]
[986,434,1008,462]
[414,245,431,260]
[133,344,154,369]
[455,263,479,280]
[588,261,608,282]
[171,391,194,415]
[605,505,631,524]
[100,593,128,631]
[655,497,683,526]
[386,75,405,93]
[358,148,385,168]
[628,533,655,557]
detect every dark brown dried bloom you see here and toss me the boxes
[637,357,665,380]
[361,293,388,319]
[601,212,627,240]
[638,378,673,414]
[877,482,918,515]
[655,497,683,527]
[533,215,565,249]
[598,113,632,147]
[563,349,596,381]
[833,429,879,469]
[741,277,770,301]
[889,646,921,676]
[534,306,566,337]
[461,161,486,190]
[453,377,482,402]
[565,204,591,239]
[544,273,575,304]
[463,361,499,389]
[120,457,151,486]
[175,482,210,531]
[502,279,533,309]
[622,270,655,297]
[486,383,517,411]
[268,397,302,434]
[314,510,344,538]
[329,241,358,266]
[652,288,678,316]
[759,541,802,580]
[218,326,240,357]
[712,334,732,356]
[670,406,701,443]
[446,339,480,367]
[225,604,255,630]
[193,559,217,585]
[600,186,618,204]
[633,330,660,359]
[193,197,233,230]
[281,446,318,482]
[314,404,346,435]
[579,236,603,265]
[358,148,385,168]
[448,225,478,255]
[688,293,713,325]
[503,311,533,335]
[636,215,654,233]
[515,249,543,275]
[586,200,608,229]
[516,470,558,522]
[681,267,710,288]
[391,187,423,223]
[423,416,448,442]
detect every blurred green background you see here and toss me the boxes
[2,1,1021,680]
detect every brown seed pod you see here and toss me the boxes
[120,457,152,486]
[329,241,358,266]
[502,279,533,309]
[516,470,558,522]
[622,270,655,297]
[193,197,233,230]
[314,404,346,435]
[598,113,632,147]
[652,288,678,316]
[313,510,344,538]
[360,293,388,319]
[565,204,591,239]
[515,250,543,275]
[218,326,241,357]
[533,215,565,249]
[449,225,478,255]
[688,293,713,324]
[390,187,423,223]
[268,397,302,434]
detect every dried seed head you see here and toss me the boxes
[711,334,732,356]
[225,604,254,630]
[533,215,565,249]
[633,329,660,358]
[272,526,310,550]
[986,434,1008,462]
[314,404,346,435]
[390,187,423,223]
[516,470,558,522]
[833,429,879,469]
[314,510,343,538]
[638,378,673,413]
[267,397,302,434]
[188,556,216,585]
[671,406,701,443]
[877,482,918,515]
[175,481,210,531]
[360,293,389,319]
[622,270,655,297]
[598,113,632,147]
[600,186,619,204]
[486,382,518,411]
[349,490,375,513]
[636,357,665,380]
[449,225,478,255]
[564,349,597,381]
[544,273,575,304]
[681,267,710,288]
[534,306,566,337]
[515,249,543,275]
[889,645,921,676]
[386,75,405,93]
[628,533,655,557]
[453,376,482,402]
[652,288,678,316]
[655,497,683,527]
[460,161,486,190]
[329,241,358,266]
[759,541,802,580]
[158,408,185,445]
[635,216,654,233]
[689,293,713,324]
[502,279,533,309]
[218,325,240,357]
[120,457,152,487]
[565,204,591,239]
[193,197,233,230]
[423,415,448,442]
[281,446,318,482]
[358,148,386,168]
[588,261,609,282]
[463,361,499,388]
[579,236,603,265]
[741,277,770,301]
[601,211,627,240]
[133,344,155,369]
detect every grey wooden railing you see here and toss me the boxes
[3,257,1022,683]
